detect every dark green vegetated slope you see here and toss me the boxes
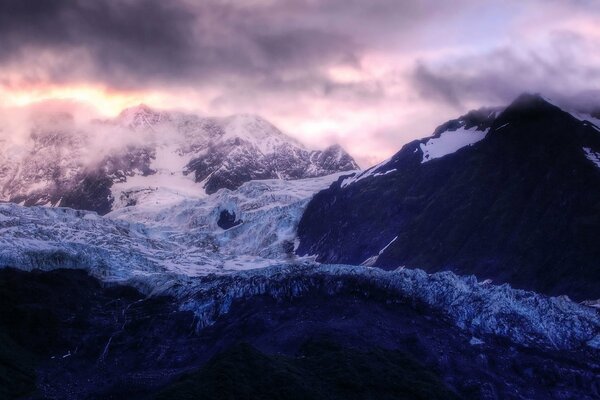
[157,341,459,400]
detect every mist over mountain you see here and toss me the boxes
[0,104,358,214]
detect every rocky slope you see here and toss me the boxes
[1,266,599,399]
[297,94,600,301]
[0,105,358,214]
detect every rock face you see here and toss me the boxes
[181,115,358,194]
[297,94,600,300]
[0,105,358,214]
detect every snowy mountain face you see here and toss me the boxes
[298,94,600,301]
[0,105,358,214]
[182,115,357,194]
[339,107,499,188]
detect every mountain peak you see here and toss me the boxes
[299,92,600,300]
[218,113,306,152]
[117,103,171,129]
[0,103,360,210]
[487,92,595,144]
[119,103,155,116]
[432,106,501,137]
[504,93,562,113]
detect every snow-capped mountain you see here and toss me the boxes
[298,94,600,301]
[0,105,358,214]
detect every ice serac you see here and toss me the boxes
[0,105,359,214]
[297,93,600,300]
[1,197,598,354]
[0,173,345,277]
[166,264,600,352]
[2,267,598,399]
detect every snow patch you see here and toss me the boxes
[110,143,206,209]
[583,147,600,169]
[340,156,394,188]
[587,335,600,349]
[379,236,398,255]
[469,337,484,346]
[568,112,600,133]
[540,95,600,132]
[360,236,398,267]
[420,127,488,163]
[360,255,378,267]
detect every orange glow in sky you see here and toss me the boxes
[0,84,156,117]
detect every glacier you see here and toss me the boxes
[0,156,599,356]
[1,175,599,354]
[163,263,600,351]
[0,173,347,278]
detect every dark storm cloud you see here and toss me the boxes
[411,30,600,109]
[2,0,600,166]
[0,0,364,89]
[0,0,467,94]
[0,0,197,83]
[1,0,599,98]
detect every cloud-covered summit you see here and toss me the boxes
[1,0,599,166]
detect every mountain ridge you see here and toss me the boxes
[297,93,600,300]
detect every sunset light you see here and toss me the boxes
[1,1,600,398]
[1,84,153,116]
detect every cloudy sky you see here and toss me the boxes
[1,0,600,166]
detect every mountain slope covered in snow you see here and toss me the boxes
[0,105,358,214]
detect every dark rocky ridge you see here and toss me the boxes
[2,268,599,399]
[297,94,600,301]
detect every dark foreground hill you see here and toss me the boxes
[1,267,598,399]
